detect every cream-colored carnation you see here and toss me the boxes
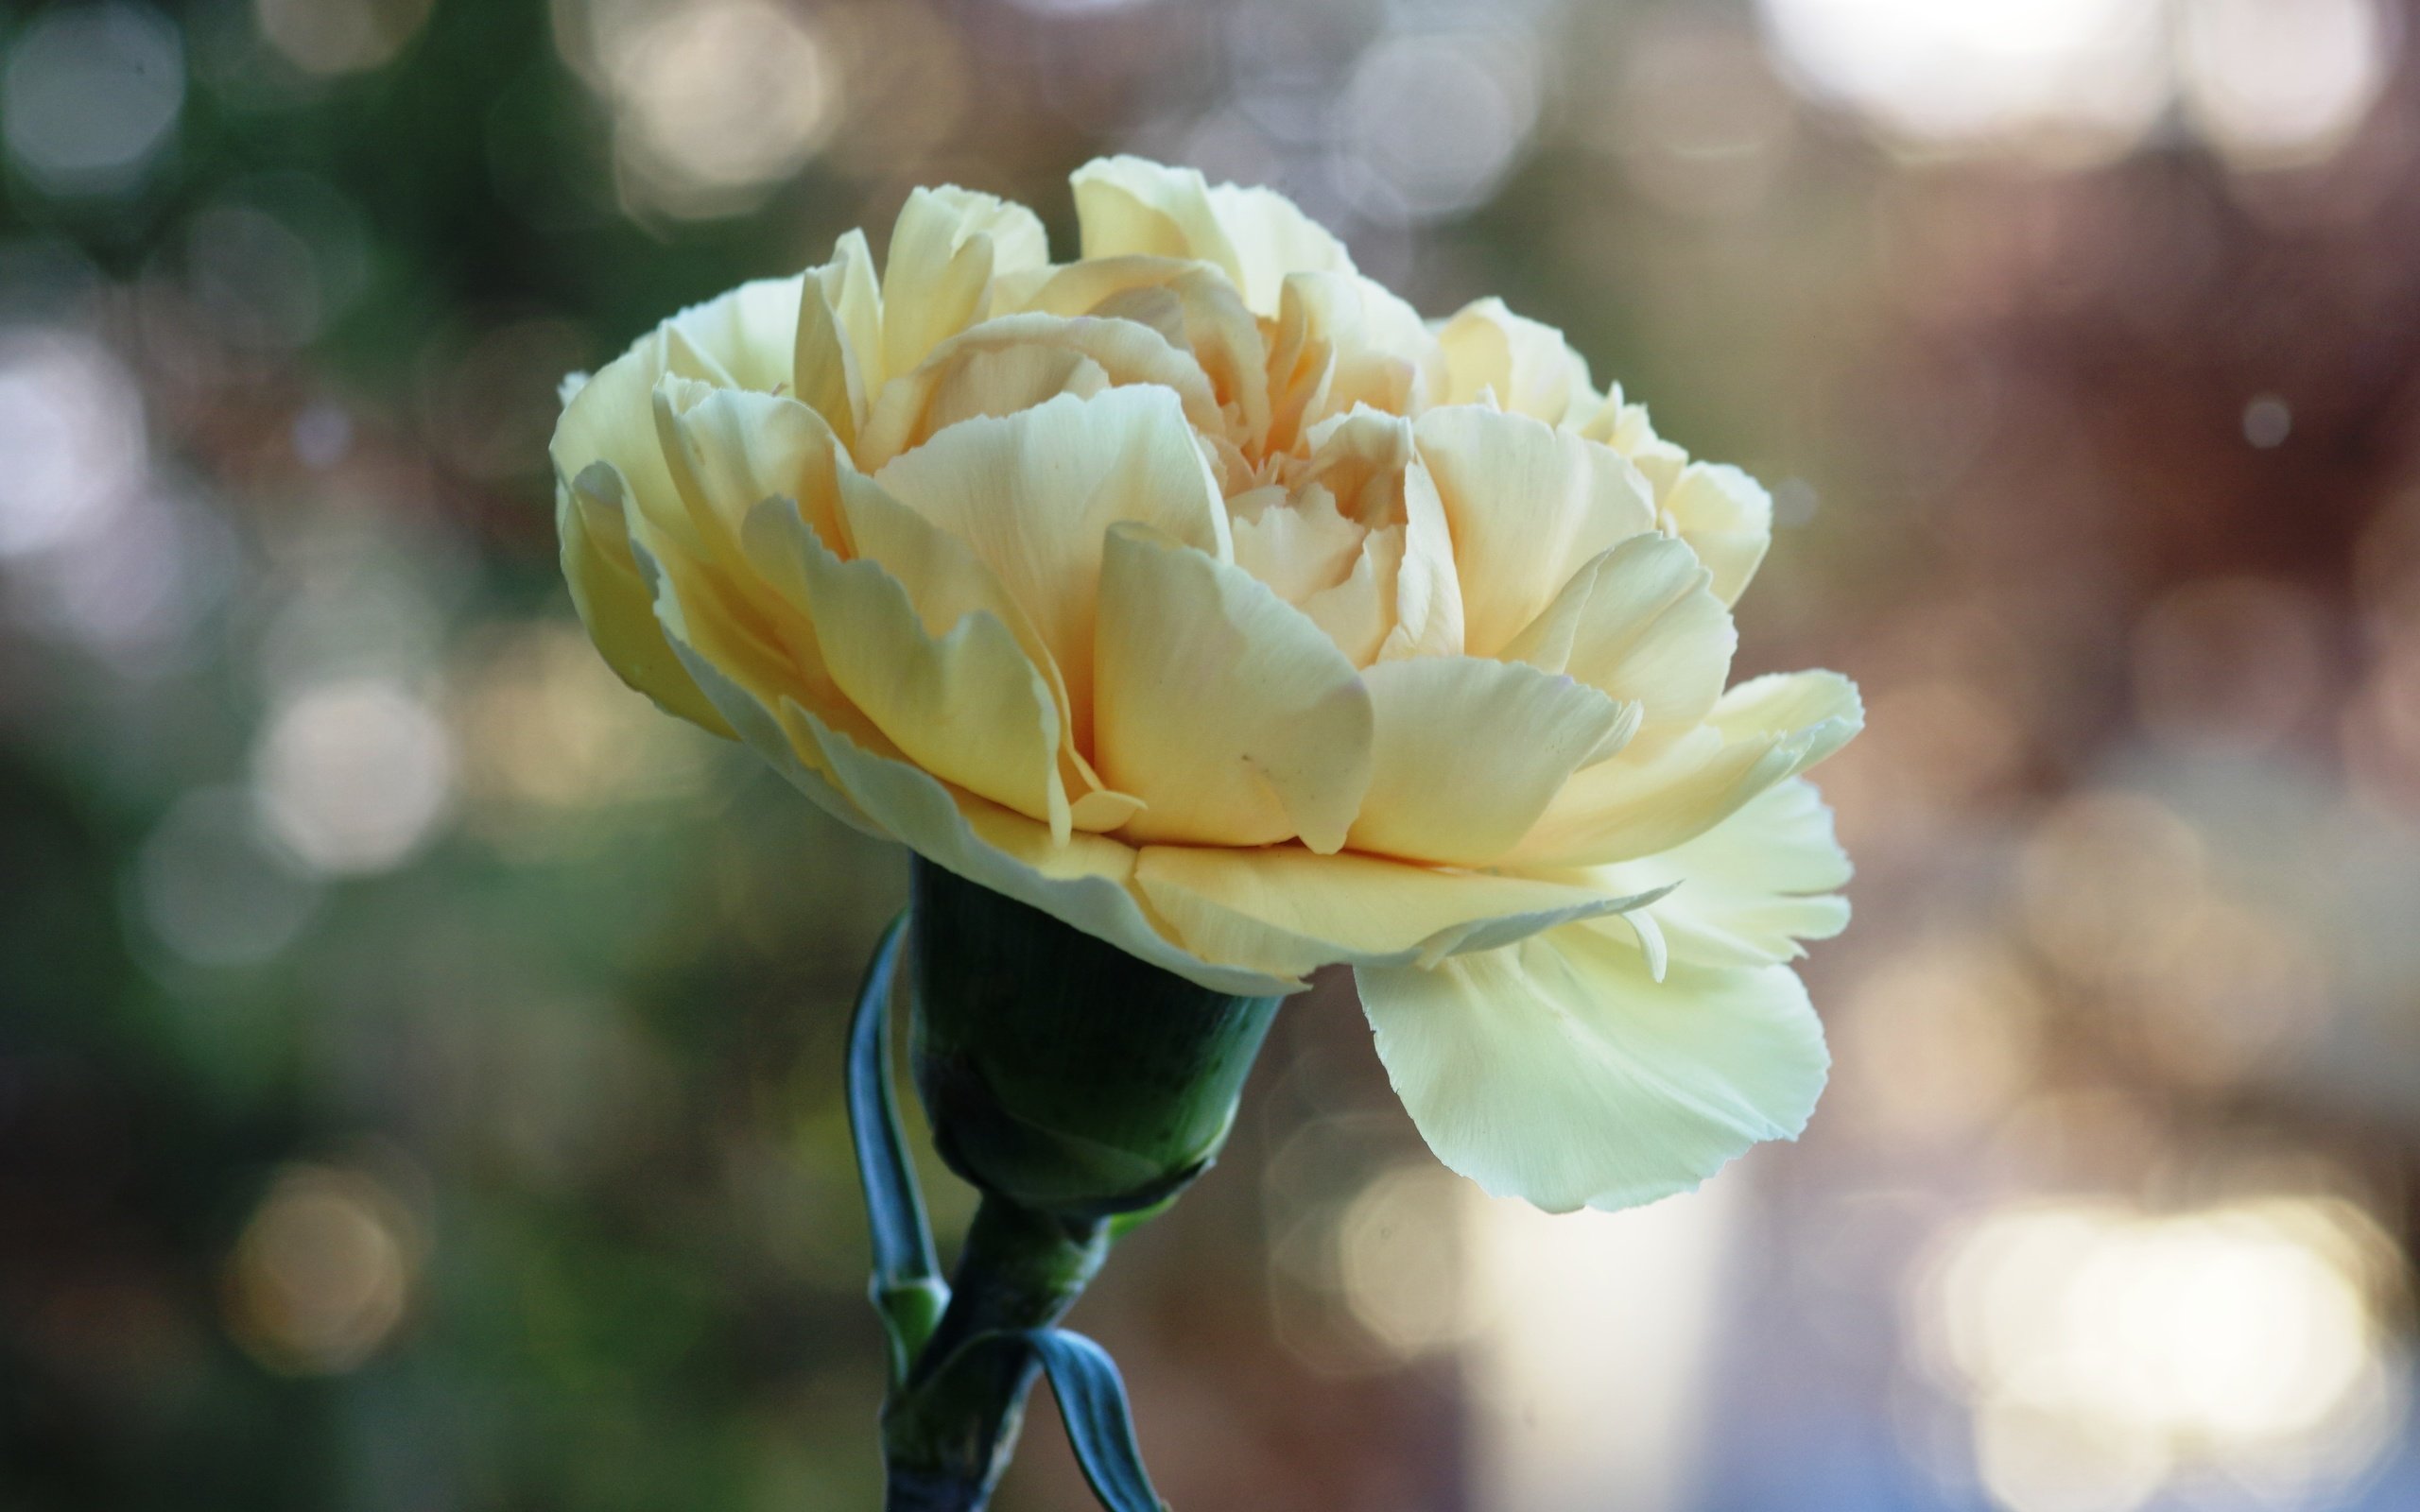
[551,158,1861,1213]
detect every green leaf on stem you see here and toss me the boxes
[846,912,949,1383]
[903,1326,1167,1512]
[1027,1329,1168,1512]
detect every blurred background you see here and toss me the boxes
[5,0,2420,1508]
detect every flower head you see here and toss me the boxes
[551,158,1862,1213]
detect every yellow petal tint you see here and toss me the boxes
[1435,297,1595,425]
[1093,524,1372,851]
[792,229,877,449]
[872,386,1229,752]
[1660,462,1774,607]
[1009,257,1272,452]
[785,696,1298,999]
[1134,844,1655,982]
[1265,272,1441,452]
[1348,657,1635,866]
[1512,669,1864,867]
[877,185,1049,386]
[855,312,1221,470]
[1412,405,1656,657]
[742,493,1070,840]
[558,464,734,736]
[1071,156,1353,318]
[1498,533,1736,740]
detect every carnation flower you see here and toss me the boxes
[551,157,1861,1215]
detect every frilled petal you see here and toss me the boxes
[1434,297,1596,426]
[786,696,1301,998]
[558,464,733,736]
[1577,388,1690,495]
[553,278,804,559]
[808,471,1138,834]
[1578,778,1851,971]
[653,379,851,559]
[793,229,879,448]
[1260,408,1465,663]
[878,186,1049,387]
[1498,533,1736,741]
[1267,272,1443,449]
[872,387,1229,751]
[741,495,1071,838]
[1094,524,1374,851]
[1133,845,1665,982]
[1513,671,1864,867]
[856,313,1222,470]
[1661,462,1772,607]
[1072,156,1353,317]
[1356,926,1829,1212]
[1007,256,1271,450]
[1349,657,1636,866]
[1412,406,1657,658]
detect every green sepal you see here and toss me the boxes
[909,858,1280,1219]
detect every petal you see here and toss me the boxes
[1381,440,1465,662]
[856,312,1221,470]
[742,496,1069,838]
[1133,844,1666,982]
[1267,272,1443,451]
[1661,462,1772,607]
[1579,778,1852,970]
[1710,669,1864,766]
[1280,408,1464,662]
[786,697,1301,998]
[655,605,878,839]
[1498,533,1736,741]
[793,228,880,448]
[878,186,1050,387]
[557,463,733,736]
[1349,657,1636,867]
[649,381,868,719]
[637,273,806,397]
[814,471,1139,827]
[1412,406,1657,658]
[654,380,852,560]
[1434,298,1595,425]
[1072,157,1354,318]
[1513,670,1864,866]
[1578,388,1690,497]
[872,387,1229,751]
[1094,524,1374,851]
[1009,257,1271,450]
[1356,926,1829,1212]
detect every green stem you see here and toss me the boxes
[882,1196,1111,1512]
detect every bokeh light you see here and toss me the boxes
[1755,0,2169,163]
[562,0,840,219]
[251,679,457,876]
[130,787,322,970]
[1,3,184,197]
[253,0,435,77]
[1333,26,1542,224]
[0,328,146,558]
[2177,0,2396,171]
[224,1163,420,1375]
[1917,1195,2405,1511]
